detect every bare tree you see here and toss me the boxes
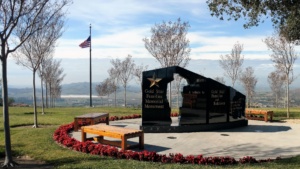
[264,33,298,118]
[143,18,191,107]
[95,78,114,106]
[52,61,65,107]
[132,64,148,91]
[111,55,135,107]
[173,74,184,109]
[42,59,53,108]
[43,59,65,108]
[13,8,64,128]
[96,78,110,96]
[96,79,108,106]
[214,77,226,84]
[268,71,285,108]
[219,42,244,87]
[51,70,65,107]
[239,67,257,108]
[38,58,52,114]
[132,64,148,107]
[0,0,71,166]
[50,78,63,107]
[108,65,119,107]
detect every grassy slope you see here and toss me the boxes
[0,107,299,168]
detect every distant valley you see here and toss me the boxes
[6,82,300,108]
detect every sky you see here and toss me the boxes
[6,0,300,89]
[58,0,275,60]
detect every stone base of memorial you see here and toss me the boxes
[140,119,248,133]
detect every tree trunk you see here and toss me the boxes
[53,98,56,108]
[275,93,278,108]
[248,98,250,108]
[33,70,38,128]
[51,93,54,107]
[45,82,48,108]
[49,83,52,107]
[1,56,17,167]
[286,77,290,118]
[124,85,127,108]
[248,92,251,108]
[41,77,45,114]
[114,90,117,107]
[107,95,109,106]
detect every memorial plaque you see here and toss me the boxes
[180,77,207,125]
[206,79,229,123]
[229,87,246,121]
[142,69,172,126]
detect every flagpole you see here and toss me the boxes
[89,24,92,107]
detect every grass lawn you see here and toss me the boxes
[0,107,300,168]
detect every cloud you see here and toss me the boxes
[56,27,273,60]
[187,31,273,60]
[55,26,152,59]
[69,0,207,26]
[55,0,284,60]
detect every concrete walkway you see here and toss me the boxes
[70,118,300,160]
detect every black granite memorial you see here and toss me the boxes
[140,66,247,133]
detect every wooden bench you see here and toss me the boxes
[81,124,144,151]
[245,109,273,122]
[74,113,109,131]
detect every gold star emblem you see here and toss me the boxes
[147,73,162,88]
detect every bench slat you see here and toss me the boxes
[83,125,141,135]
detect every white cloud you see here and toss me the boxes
[187,31,273,60]
[55,26,152,58]
[56,27,273,60]
[66,0,209,34]
[54,0,279,60]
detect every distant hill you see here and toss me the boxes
[8,87,38,98]
[6,81,300,100]
[7,57,300,90]
[56,57,300,92]
[6,81,300,107]
[7,82,141,98]
[62,82,97,95]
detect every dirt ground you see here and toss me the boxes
[1,119,299,168]
[0,156,53,168]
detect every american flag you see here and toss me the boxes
[79,36,91,48]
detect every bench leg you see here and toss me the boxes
[121,136,127,151]
[264,114,268,122]
[81,130,86,142]
[74,119,79,131]
[139,133,144,150]
[269,112,273,122]
[106,116,109,125]
[94,136,104,142]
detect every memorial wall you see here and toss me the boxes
[141,66,247,132]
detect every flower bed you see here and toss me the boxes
[53,114,279,165]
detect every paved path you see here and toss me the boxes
[70,118,300,160]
